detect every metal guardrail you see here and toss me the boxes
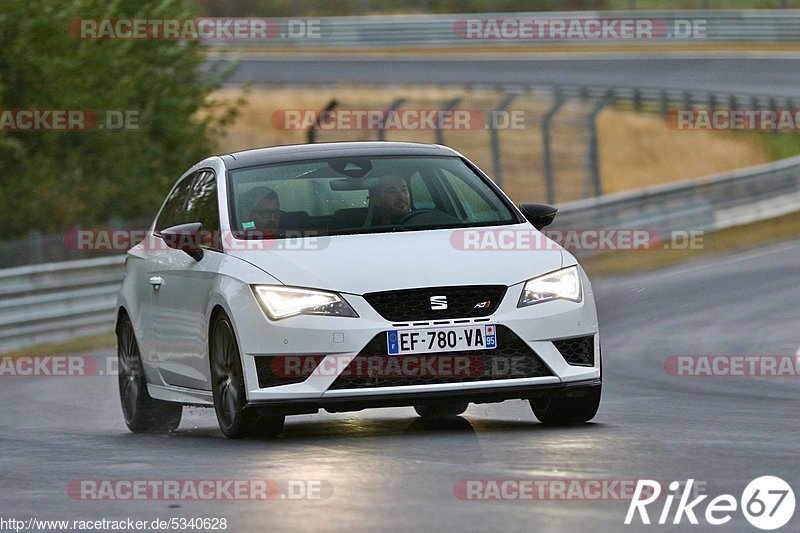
[0,256,125,352]
[553,154,800,235]
[207,10,800,47]
[1,155,799,352]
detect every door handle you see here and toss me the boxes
[148,276,164,290]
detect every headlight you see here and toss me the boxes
[518,266,582,307]
[253,286,358,320]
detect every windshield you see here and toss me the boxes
[227,155,519,238]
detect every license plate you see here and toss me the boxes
[387,324,497,355]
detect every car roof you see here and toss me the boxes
[220,141,458,170]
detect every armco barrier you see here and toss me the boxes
[0,256,125,352]
[205,10,800,48]
[1,154,799,352]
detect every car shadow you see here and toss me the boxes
[118,413,605,444]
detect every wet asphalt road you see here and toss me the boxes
[207,53,800,98]
[1,239,799,532]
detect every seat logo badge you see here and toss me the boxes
[474,301,491,309]
[430,295,448,310]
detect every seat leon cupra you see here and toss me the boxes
[116,141,601,438]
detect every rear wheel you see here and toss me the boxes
[117,315,182,433]
[414,402,469,419]
[209,313,284,439]
[530,386,601,425]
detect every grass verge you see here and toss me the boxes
[2,332,116,358]
[579,211,800,278]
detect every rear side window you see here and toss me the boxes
[155,173,196,232]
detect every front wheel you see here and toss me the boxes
[530,386,601,425]
[117,315,182,433]
[209,313,284,439]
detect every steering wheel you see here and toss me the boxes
[397,208,441,224]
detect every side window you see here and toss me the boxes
[440,169,501,222]
[155,173,196,232]
[184,169,221,250]
[184,170,219,234]
[408,172,435,209]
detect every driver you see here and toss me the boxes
[372,174,411,225]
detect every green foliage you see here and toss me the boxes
[752,132,800,161]
[0,0,237,239]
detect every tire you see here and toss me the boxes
[530,386,601,425]
[414,402,469,419]
[117,315,182,433]
[209,312,284,439]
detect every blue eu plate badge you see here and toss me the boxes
[484,325,496,349]
[387,330,399,355]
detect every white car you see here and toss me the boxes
[116,142,601,438]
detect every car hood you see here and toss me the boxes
[225,223,564,295]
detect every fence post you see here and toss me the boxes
[586,92,614,198]
[378,98,406,141]
[489,93,518,187]
[29,231,44,264]
[436,98,462,145]
[307,99,338,144]
[542,91,565,204]
[659,91,668,117]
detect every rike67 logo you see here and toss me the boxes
[625,477,795,530]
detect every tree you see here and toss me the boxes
[0,0,238,239]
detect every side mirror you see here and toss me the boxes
[519,203,557,230]
[160,222,204,261]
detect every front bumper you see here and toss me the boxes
[245,379,602,416]
[233,269,600,404]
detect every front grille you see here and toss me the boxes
[329,325,552,390]
[553,335,595,367]
[255,355,323,388]
[363,285,507,322]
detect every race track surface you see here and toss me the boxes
[207,53,800,97]
[2,239,799,532]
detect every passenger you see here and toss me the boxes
[241,187,282,236]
